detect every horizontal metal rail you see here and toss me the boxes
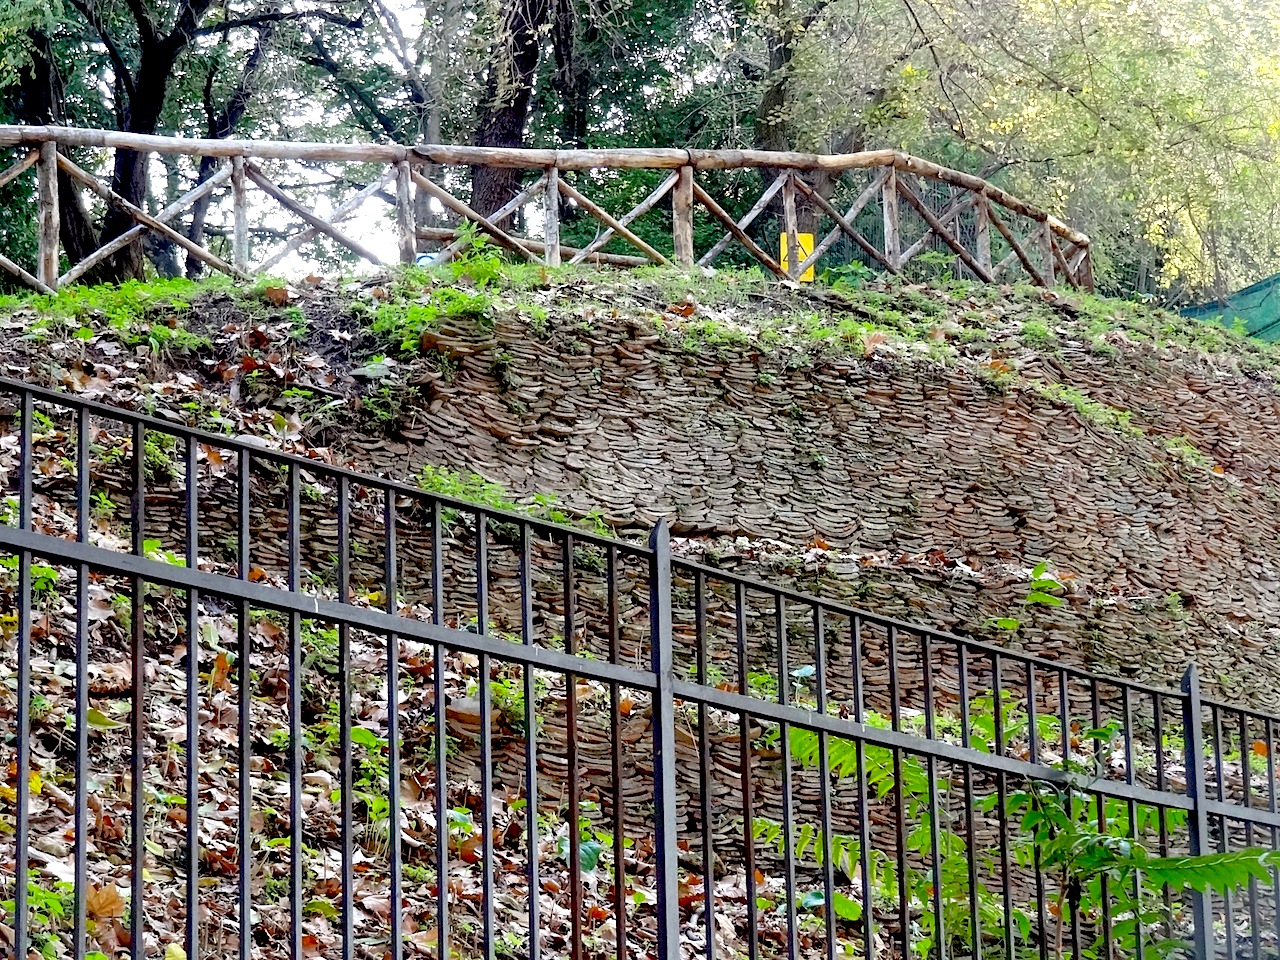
[0,376,1276,960]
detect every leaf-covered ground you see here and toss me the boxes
[0,263,1277,960]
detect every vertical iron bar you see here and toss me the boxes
[996,769,1014,960]
[648,520,682,960]
[287,464,302,960]
[131,419,146,960]
[1026,662,1039,763]
[852,617,874,960]
[1267,715,1279,952]
[475,508,493,960]
[520,523,540,960]
[1122,689,1144,960]
[564,531,583,960]
[887,626,910,958]
[958,643,980,960]
[777,596,798,960]
[1092,683,1113,960]
[431,502,448,960]
[238,598,251,960]
[18,389,31,527]
[734,579,759,960]
[237,446,251,578]
[1213,704,1234,960]
[237,446,251,960]
[887,625,901,733]
[815,609,836,960]
[337,476,354,960]
[13,547,32,960]
[695,572,715,960]
[1182,665,1215,960]
[920,633,944,960]
[73,406,89,960]
[388,491,405,960]
[1154,694,1174,936]
[992,653,1004,756]
[1241,710,1260,959]
[607,545,627,960]
[185,436,200,960]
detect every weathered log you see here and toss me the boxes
[698,172,788,268]
[570,170,678,266]
[557,177,670,266]
[897,179,993,284]
[257,168,396,272]
[0,249,53,293]
[416,227,650,267]
[0,126,1090,247]
[396,160,415,264]
[901,195,975,265]
[231,157,248,273]
[543,167,561,268]
[672,166,694,266]
[986,205,1047,287]
[57,152,243,280]
[60,165,232,287]
[244,162,384,267]
[1039,223,1056,286]
[0,149,38,190]
[791,173,896,276]
[691,181,786,278]
[782,173,800,280]
[434,174,545,264]
[37,142,58,289]
[1051,236,1075,288]
[882,169,900,272]
[975,197,992,273]
[409,170,537,262]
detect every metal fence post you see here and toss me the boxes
[648,518,681,960]
[1182,663,1215,960]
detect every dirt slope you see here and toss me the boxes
[5,267,1280,705]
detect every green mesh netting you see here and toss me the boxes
[1183,273,1280,341]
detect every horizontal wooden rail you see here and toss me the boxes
[0,124,1093,293]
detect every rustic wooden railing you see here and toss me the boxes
[0,125,1093,292]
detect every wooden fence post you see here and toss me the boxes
[882,166,900,272]
[396,160,415,264]
[975,196,992,276]
[782,172,800,280]
[37,141,58,290]
[231,156,248,273]
[544,166,561,267]
[1040,222,1056,286]
[673,165,695,266]
[1079,247,1095,293]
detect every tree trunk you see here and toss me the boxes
[15,30,98,267]
[471,0,552,220]
[187,24,276,276]
[551,0,593,151]
[100,45,178,280]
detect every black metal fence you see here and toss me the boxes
[0,375,1275,960]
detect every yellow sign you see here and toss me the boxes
[780,232,815,282]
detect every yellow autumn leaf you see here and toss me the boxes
[165,943,187,960]
[0,772,42,804]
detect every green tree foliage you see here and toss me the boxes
[3,0,1279,297]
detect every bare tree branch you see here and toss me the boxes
[65,0,138,103]
[191,8,364,38]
